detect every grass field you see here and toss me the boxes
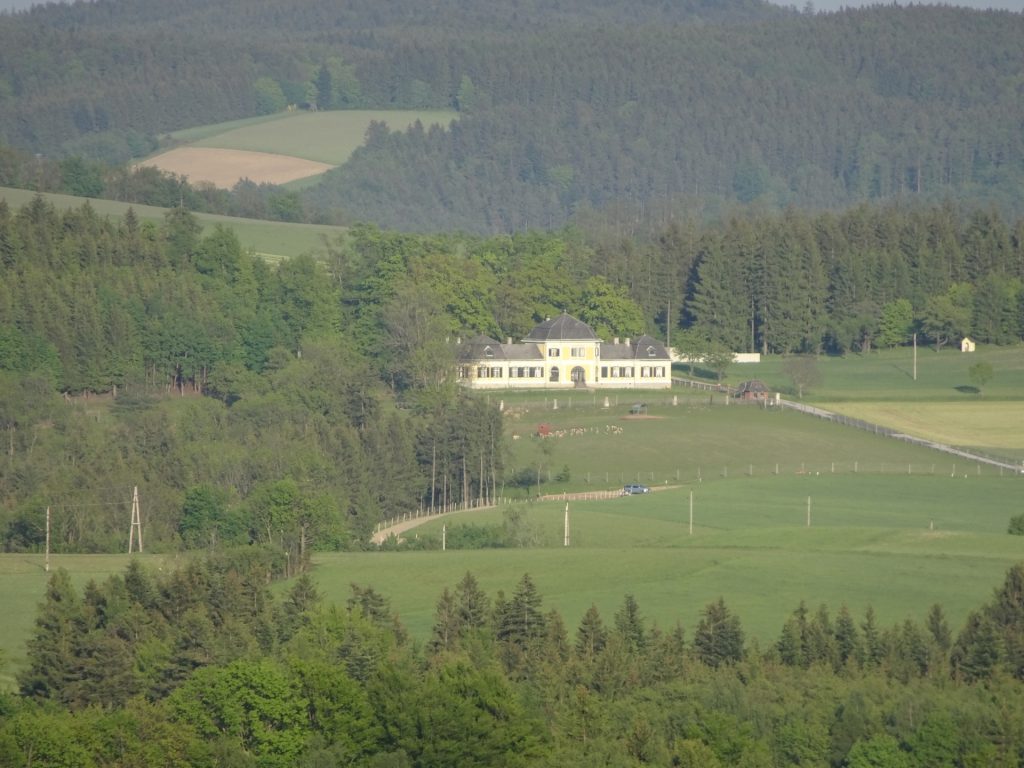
[495,393,1017,499]
[817,402,1024,461]
[0,186,346,261]
[145,109,458,189]
[681,344,1024,460]
[175,109,458,165]
[729,344,1024,403]
[309,473,1024,650]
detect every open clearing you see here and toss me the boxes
[140,147,335,188]
[178,109,457,164]
[144,109,459,188]
[311,473,1024,649]
[736,344,1024,403]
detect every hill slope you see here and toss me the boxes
[0,2,1022,231]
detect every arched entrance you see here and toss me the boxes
[571,366,586,386]
[549,366,559,382]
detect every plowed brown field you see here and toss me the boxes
[140,147,334,187]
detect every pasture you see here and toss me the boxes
[725,344,1024,403]
[175,109,458,165]
[495,394,1016,500]
[312,473,1024,649]
[352,391,1023,650]
[686,344,1024,460]
[1,394,1022,690]
[0,186,345,261]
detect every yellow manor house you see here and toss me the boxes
[456,313,672,390]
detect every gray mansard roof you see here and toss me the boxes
[457,335,505,361]
[457,335,544,362]
[458,322,669,363]
[523,312,598,342]
[600,334,670,361]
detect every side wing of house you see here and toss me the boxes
[597,335,672,390]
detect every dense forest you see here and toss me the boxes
[1,1,1023,232]
[1,556,1023,766]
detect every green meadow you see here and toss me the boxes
[495,393,1017,499]
[0,186,346,261]
[310,472,1024,649]
[167,109,459,165]
[731,343,1024,403]
[6,380,1020,686]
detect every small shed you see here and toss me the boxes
[961,337,976,353]
[734,380,770,401]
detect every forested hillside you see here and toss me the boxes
[1,196,1021,552]
[1,1,1022,231]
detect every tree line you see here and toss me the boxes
[3,557,1024,766]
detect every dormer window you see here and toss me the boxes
[646,345,656,357]
[484,346,494,358]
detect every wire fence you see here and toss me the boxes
[374,378,1021,543]
[778,398,1023,473]
[373,455,1020,542]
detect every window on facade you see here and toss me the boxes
[640,367,649,377]
[548,348,561,357]
[477,366,487,378]
[601,366,608,378]
[570,347,585,357]
[550,367,559,382]
[490,367,502,377]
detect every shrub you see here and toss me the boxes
[1008,514,1024,535]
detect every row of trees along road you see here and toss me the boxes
[4,558,1024,766]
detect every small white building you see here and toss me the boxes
[456,313,671,390]
[961,337,976,352]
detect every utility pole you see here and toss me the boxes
[442,523,446,552]
[806,496,811,528]
[128,486,143,554]
[913,333,917,381]
[45,506,50,572]
[563,502,570,547]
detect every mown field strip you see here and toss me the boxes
[0,186,345,260]
[819,401,1024,459]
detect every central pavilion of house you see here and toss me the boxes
[456,312,671,390]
